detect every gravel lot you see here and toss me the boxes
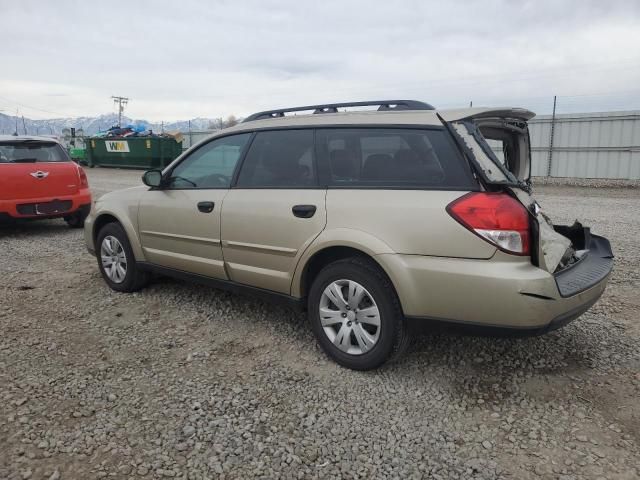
[1,168,639,480]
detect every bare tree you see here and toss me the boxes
[224,115,238,128]
[206,116,239,131]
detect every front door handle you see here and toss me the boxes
[292,204,316,218]
[197,201,215,213]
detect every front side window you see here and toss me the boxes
[318,128,476,188]
[167,133,251,189]
[236,129,316,187]
[0,141,69,163]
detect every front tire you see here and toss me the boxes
[96,222,149,292]
[308,257,410,370]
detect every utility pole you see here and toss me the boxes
[111,96,129,127]
[547,95,557,177]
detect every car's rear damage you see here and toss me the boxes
[432,108,614,333]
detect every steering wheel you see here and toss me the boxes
[170,175,197,187]
[202,173,229,186]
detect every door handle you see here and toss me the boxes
[292,205,316,218]
[197,201,215,213]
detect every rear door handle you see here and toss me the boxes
[197,201,215,213]
[292,205,316,218]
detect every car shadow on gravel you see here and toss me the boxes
[407,325,596,371]
[0,219,71,238]
[386,316,620,403]
[128,276,626,407]
[146,276,310,337]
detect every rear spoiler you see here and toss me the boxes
[438,107,535,123]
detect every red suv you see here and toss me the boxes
[0,136,92,227]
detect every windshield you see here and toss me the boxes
[0,141,69,163]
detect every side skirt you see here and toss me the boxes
[137,262,305,312]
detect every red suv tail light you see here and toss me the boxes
[78,167,89,188]
[446,192,530,255]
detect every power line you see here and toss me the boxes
[111,96,129,127]
[0,94,74,117]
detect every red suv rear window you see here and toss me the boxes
[0,141,69,163]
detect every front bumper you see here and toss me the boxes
[84,208,96,255]
[378,234,613,333]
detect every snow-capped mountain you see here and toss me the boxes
[0,113,222,137]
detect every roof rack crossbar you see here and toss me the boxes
[242,100,435,122]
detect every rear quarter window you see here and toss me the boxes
[317,128,476,189]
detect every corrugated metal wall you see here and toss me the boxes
[181,130,216,150]
[181,111,640,180]
[529,111,640,179]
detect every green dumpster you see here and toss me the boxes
[86,136,183,169]
[69,147,86,162]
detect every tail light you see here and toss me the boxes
[78,167,89,188]
[447,192,530,255]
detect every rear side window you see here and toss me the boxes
[317,128,476,188]
[0,142,69,163]
[236,130,316,187]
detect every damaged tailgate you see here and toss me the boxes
[512,189,613,295]
[442,107,614,292]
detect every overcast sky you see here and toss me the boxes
[1,0,640,121]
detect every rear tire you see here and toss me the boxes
[64,211,86,228]
[96,222,149,292]
[308,256,410,370]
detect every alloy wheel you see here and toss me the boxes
[100,235,127,283]
[319,279,381,355]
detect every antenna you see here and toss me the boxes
[111,96,129,127]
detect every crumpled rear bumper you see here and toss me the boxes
[380,228,613,334]
[554,232,614,298]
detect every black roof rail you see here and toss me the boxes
[242,100,435,122]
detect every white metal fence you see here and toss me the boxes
[181,130,217,150]
[180,111,640,180]
[529,110,640,179]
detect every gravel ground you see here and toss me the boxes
[532,177,640,189]
[1,168,639,480]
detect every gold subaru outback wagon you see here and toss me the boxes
[85,100,613,370]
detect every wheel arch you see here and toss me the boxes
[292,232,402,312]
[93,213,119,244]
[93,211,146,261]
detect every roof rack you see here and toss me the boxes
[242,100,435,122]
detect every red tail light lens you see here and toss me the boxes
[78,167,89,188]
[447,192,530,255]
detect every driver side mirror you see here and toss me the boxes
[142,169,163,188]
